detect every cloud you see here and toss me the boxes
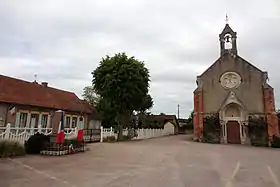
[0,0,280,118]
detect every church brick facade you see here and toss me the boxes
[193,23,279,145]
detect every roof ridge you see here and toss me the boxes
[0,74,76,95]
[0,74,92,113]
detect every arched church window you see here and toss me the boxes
[225,103,240,117]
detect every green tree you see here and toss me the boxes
[186,110,194,126]
[82,85,116,127]
[92,52,152,140]
[95,97,117,128]
[82,86,100,106]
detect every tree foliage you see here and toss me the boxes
[92,53,153,139]
[82,86,100,106]
[95,97,117,128]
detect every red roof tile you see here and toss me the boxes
[0,74,92,113]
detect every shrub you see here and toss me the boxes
[0,141,25,158]
[248,117,268,147]
[103,136,116,142]
[25,133,50,154]
[202,113,220,144]
[121,135,133,141]
[271,135,280,148]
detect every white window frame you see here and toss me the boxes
[19,112,28,128]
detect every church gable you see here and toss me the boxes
[195,22,267,115]
[196,23,266,88]
[197,54,265,83]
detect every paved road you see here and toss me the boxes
[1,135,280,187]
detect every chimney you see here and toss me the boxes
[41,82,48,87]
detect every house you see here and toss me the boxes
[151,114,179,134]
[0,74,102,132]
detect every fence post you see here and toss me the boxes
[110,127,114,136]
[4,123,11,140]
[140,129,143,139]
[38,113,42,133]
[100,126,103,142]
[74,127,78,136]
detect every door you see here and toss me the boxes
[227,120,241,144]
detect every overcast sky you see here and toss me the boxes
[1,1,280,118]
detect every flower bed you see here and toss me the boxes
[40,139,85,156]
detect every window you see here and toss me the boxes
[30,114,39,128]
[65,116,71,128]
[0,117,4,127]
[41,114,48,128]
[19,113,28,127]
[72,117,77,128]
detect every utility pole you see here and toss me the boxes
[177,104,180,119]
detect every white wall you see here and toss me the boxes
[163,122,175,135]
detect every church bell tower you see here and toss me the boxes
[219,15,238,56]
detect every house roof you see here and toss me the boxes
[151,114,179,126]
[0,74,92,113]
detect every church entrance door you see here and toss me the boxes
[227,120,241,144]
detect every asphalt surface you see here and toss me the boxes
[1,135,280,187]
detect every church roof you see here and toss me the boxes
[219,24,236,37]
[197,52,265,79]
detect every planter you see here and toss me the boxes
[40,143,85,156]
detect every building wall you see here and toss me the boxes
[193,90,203,139]
[0,103,9,127]
[0,103,90,131]
[263,86,279,142]
[200,54,265,114]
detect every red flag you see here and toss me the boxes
[9,107,16,116]
[77,117,84,142]
[77,130,83,142]
[56,111,65,144]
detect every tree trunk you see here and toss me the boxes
[117,122,123,141]
[117,114,125,141]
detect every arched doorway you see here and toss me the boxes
[225,103,241,144]
[219,92,249,144]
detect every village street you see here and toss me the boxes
[1,135,280,187]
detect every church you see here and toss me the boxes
[193,22,279,145]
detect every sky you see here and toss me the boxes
[1,0,280,118]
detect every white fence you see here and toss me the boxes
[100,122,175,142]
[0,123,77,145]
[0,122,175,144]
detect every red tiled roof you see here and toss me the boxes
[0,74,92,113]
